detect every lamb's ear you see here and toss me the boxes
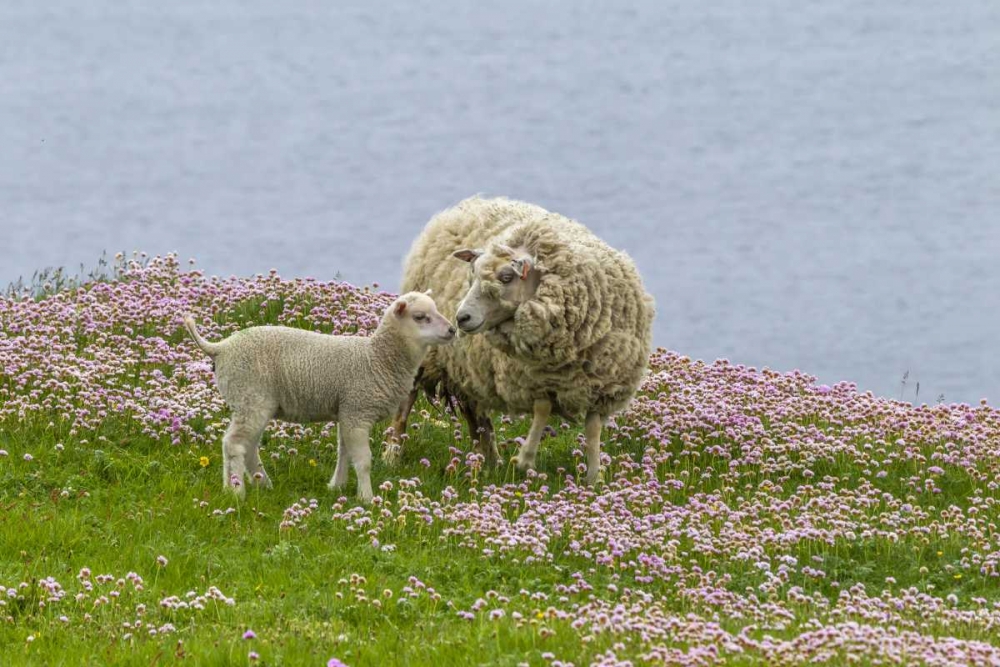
[453,249,482,263]
[394,301,407,316]
[423,288,433,296]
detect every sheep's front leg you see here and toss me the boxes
[383,384,419,466]
[514,398,551,471]
[339,424,374,503]
[584,412,603,486]
[328,426,350,490]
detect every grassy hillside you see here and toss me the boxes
[1,254,998,666]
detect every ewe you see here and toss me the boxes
[392,196,654,485]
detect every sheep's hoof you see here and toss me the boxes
[514,452,536,472]
[472,443,500,466]
[381,444,402,467]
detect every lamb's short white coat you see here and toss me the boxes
[183,291,454,501]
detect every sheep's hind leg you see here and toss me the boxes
[329,426,350,491]
[461,399,498,465]
[478,414,499,465]
[515,398,552,472]
[383,381,420,466]
[222,409,271,498]
[584,412,604,486]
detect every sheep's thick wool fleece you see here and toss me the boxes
[402,196,655,417]
[212,325,416,427]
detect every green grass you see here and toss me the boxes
[0,409,638,666]
[3,405,996,666]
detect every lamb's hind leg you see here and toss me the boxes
[515,398,552,472]
[329,426,350,491]
[245,428,273,489]
[222,408,271,498]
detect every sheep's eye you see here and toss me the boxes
[413,314,427,322]
[498,269,515,284]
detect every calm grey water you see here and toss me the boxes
[2,0,999,404]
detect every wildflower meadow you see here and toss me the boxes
[1,254,999,666]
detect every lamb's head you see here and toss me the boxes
[387,291,456,345]
[452,243,540,334]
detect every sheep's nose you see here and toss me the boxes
[457,313,471,326]
[448,326,456,335]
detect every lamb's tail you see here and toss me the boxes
[182,315,224,357]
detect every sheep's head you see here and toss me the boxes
[452,243,540,334]
[389,291,456,345]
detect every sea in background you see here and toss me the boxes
[2,0,998,404]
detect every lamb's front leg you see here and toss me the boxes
[340,424,375,503]
[514,398,552,471]
[328,426,350,491]
[584,411,604,486]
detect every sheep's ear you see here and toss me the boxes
[394,301,407,316]
[423,288,433,296]
[495,244,516,258]
[513,257,534,280]
[453,249,482,263]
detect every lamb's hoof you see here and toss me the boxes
[250,474,272,489]
[328,477,347,491]
[226,483,247,500]
[357,490,373,504]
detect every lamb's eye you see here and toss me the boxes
[498,270,515,284]
[413,314,427,322]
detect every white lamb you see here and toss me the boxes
[183,291,455,502]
